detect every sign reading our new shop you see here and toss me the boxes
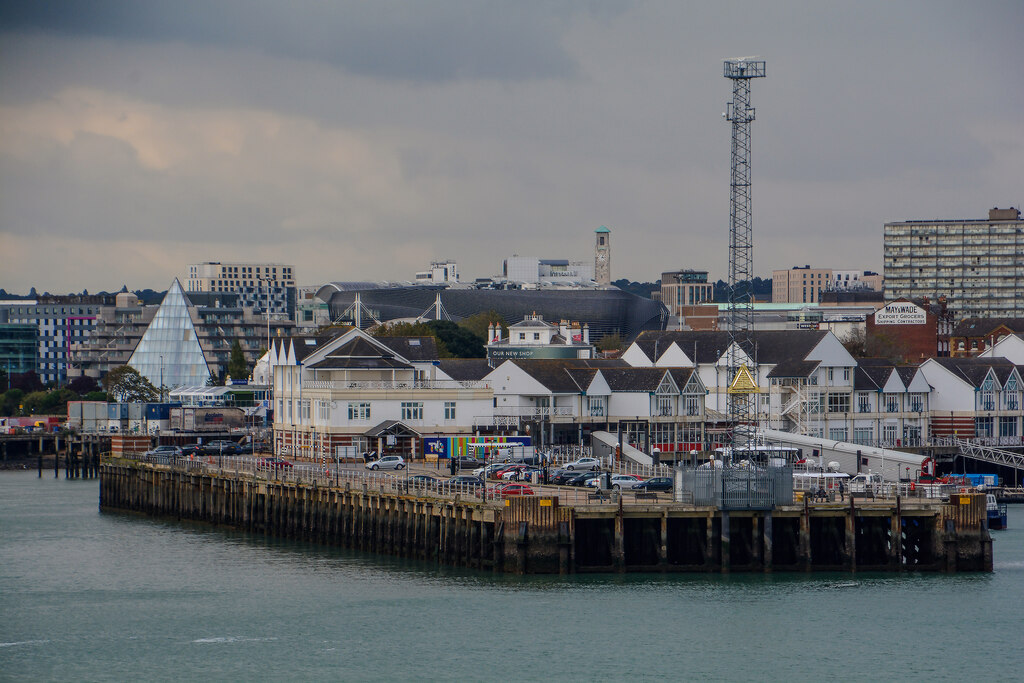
[874,301,926,325]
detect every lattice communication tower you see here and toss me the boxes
[724,58,765,446]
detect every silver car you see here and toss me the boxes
[366,455,406,470]
[145,445,182,458]
[563,457,601,471]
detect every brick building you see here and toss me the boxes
[865,299,938,363]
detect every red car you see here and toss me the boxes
[491,482,534,496]
[493,464,528,480]
[256,457,293,471]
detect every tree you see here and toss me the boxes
[373,321,452,357]
[22,389,74,415]
[712,277,773,303]
[102,366,158,403]
[458,310,507,341]
[427,320,486,358]
[612,279,659,299]
[68,375,100,395]
[596,333,624,352]
[841,327,912,363]
[10,371,44,393]
[227,340,248,380]
[1,388,25,416]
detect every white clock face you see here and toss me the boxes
[597,254,606,262]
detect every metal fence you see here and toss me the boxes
[548,445,592,462]
[123,453,513,504]
[675,465,793,510]
[123,452,679,507]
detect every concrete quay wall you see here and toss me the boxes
[99,461,992,574]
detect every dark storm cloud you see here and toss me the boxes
[1,1,1023,293]
[0,0,580,81]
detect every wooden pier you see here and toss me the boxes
[99,460,993,574]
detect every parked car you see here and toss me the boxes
[180,443,203,457]
[366,455,406,470]
[565,472,602,487]
[633,477,673,492]
[408,474,441,489]
[455,456,481,470]
[473,463,510,478]
[256,457,293,471]
[146,445,182,457]
[496,464,529,480]
[234,441,267,455]
[609,474,645,490]
[490,482,535,497]
[202,440,237,456]
[585,474,643,489]
[445,475,484,490]
[563,457,602,471]
[550,469,581,486]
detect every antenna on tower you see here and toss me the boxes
[723,57,765,450]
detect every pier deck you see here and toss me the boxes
[99,458,993,574]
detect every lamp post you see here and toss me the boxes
[159,355,164,402]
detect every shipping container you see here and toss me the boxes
[170,407,245,432]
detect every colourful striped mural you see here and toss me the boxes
[422,435,531,460]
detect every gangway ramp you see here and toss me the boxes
[590,431,653,466]
[939,437,1024,473]
[738,427,926,482]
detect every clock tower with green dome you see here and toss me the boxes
[594,226,611,286]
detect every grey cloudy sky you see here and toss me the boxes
[1,1,1022,294]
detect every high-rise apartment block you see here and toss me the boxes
[884,208,1024,319]
[187,262,296,319]
[0,294,113,384]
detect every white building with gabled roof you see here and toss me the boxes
[623,330,860,444]
[918,356,1023,443]
[269,328,493,460]
[483,358,706,454]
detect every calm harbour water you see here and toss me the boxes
[1,471,1022,682]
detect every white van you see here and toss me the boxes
[848,473,883,494]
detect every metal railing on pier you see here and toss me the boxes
[675,465,793,510]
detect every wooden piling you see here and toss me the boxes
[97,461,991,576]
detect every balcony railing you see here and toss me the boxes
[493,407,575,418]
[304,379,491,391]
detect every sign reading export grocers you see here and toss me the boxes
[874,302,927,325]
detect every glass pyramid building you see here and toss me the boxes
[128,279,211,389]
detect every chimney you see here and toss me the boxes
[583,323,590,345]
[487,322,495,345]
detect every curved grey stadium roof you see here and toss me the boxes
[320,285,667,341]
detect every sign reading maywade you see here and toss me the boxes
[874,301,926,325]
